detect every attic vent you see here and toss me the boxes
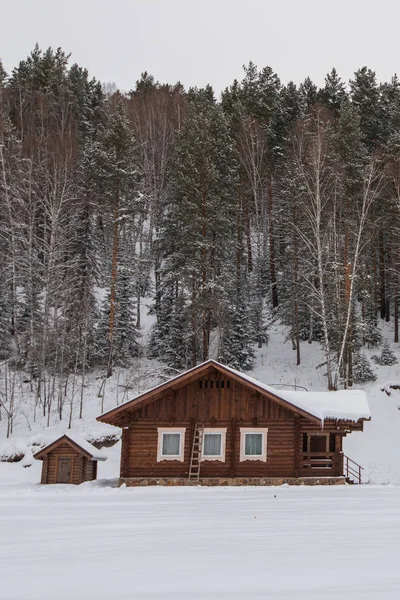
[199,380,230,389]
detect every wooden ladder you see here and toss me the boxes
[188,423,204,482]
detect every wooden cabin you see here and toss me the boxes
[34,433,107,485]
[97,360,370,486]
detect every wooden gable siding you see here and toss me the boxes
[131,375,296,423]
[40,441,93,485]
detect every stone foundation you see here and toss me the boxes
[120,476,346,487]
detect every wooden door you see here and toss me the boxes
[57,457,72,483]
[309,435,328,452]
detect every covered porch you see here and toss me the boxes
[299,430,363,483]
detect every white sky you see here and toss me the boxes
[1,0,398,95]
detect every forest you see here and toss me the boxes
[1,44,400,415]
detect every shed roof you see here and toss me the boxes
[97,360,370,426]
[34,433,107,461]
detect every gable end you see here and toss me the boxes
[97,361,322,427]
[34,435,93,461]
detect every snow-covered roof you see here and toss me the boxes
[64,433,107,461]
[98,359,370,425]
[219,362,371,423]
[278,389,370,422]
[36,433,107,461]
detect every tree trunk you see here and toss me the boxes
[107,195,120,378]
[267,175,278,309]
[379,232,386,320]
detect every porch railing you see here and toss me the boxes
[301,452,336,471]
[300,452,363,483]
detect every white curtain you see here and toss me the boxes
[203,433,221,456]
[162,433,180,455]
[245,433,262,455]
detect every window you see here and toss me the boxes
[201,428,227,461]
[240,428,268,462]
[163,433,180,455]
[157,428,186,462]
[245,433,262,455]
[204,434,221,455]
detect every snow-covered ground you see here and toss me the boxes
[1,484,400,599]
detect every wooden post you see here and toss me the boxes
[294,417,300,477]
[42,456,48,484]
[120,427,130,478]
[230,419,236,478]
[70,456,75,484]
[335,433,342,476]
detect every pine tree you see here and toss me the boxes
[220,290,255,371]
[155,87,237,366]
[163,293,190,369]
[97,259,139,367]
[299,77,318,110]
[372,340,398,366]
[318,68,346,113]
[148,283,174,361]
[352,351,377,382]
[350,67,383,149]
[379,75,400,144]
[90,100,142,375]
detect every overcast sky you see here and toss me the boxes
[1,0,398,94]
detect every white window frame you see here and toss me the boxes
[201,428,227,462]
[240,428,268,462]
[157,427,186,462]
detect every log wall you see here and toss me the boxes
[120,370,350,480]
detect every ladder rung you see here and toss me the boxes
[189,423,204,482]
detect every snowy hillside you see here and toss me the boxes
[1,321,400,486]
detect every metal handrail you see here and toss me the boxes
[343,454,363,484]
[345,455,364,469]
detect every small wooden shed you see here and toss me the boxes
[34,433,107,485]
